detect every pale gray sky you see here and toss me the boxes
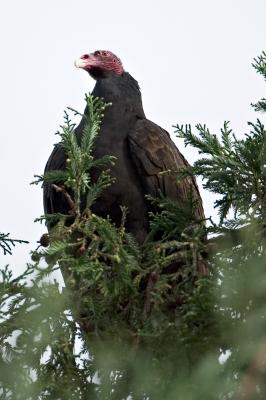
[1,0,266,273]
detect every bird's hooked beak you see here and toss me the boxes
[74,53,98,70]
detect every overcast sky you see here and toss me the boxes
[1,0,266,274]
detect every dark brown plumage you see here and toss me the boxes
[43,50,204,243]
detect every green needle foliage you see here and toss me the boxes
[252,51,266,112]
[0,233,28,255]
[174,119,266,225]
[2,52,266,399]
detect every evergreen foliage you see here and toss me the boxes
[174,119,266,226]
[252,51,266,112]
[0,233,28,255]
[1,52,266,399]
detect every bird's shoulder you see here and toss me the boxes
[128,118,204,219]
[128,118,189,174]
[44,142,66,173]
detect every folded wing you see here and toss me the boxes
[128,119,205,221]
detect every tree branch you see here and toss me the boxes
[52,184,75,211]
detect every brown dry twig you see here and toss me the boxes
[143,272,158,319]
[52,184,75,211]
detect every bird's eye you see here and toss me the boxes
[102,51,108,56]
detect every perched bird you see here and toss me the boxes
[43,50,205,244]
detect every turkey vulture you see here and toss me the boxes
[43,50,204,244]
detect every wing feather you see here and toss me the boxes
[128,119,204,220]
[43,143,67,215]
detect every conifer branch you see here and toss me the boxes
[251,51,266,112]
[51,183,75,211]
[174,118,266,224]
[0,232,28,255]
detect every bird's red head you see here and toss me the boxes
[74,50,124,78]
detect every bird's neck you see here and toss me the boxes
[75,73,145,144]
[92,72,145,120]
